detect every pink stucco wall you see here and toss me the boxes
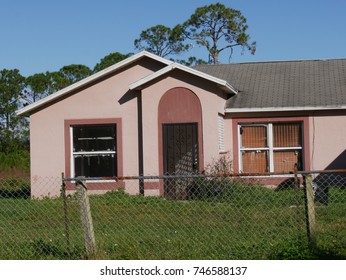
[226,110,346,174]
[29,60,229,197]
[28,55,346,198]
[309,113,346,170]
[140,70,228,176]
[29,59,164,197]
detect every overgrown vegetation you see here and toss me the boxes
[0,178,344,260]
[0,151,30,172]
[0,177,30,198]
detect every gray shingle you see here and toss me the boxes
[195,59,346,110]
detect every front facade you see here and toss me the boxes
[18,52,346,197]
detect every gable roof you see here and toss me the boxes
[17,51,172,116]
[17,53,346,116]
[129,62,237,94]
[17,51,236,116]
[195,58,346,112]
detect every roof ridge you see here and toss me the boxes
[196,58,346,67]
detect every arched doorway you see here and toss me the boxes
[158,87,203,198]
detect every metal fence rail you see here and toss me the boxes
[0,171,345,260]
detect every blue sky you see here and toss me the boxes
[1,0,345,77]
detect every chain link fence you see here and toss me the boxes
[0,171,345,260]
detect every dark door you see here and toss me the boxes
[163,123,199,199]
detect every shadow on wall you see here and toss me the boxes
[275,150,346,205]
[314,149,346,205]
[321,149,346,171]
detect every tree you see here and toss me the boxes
[93,52,130,73]
[25,73,52,103]
[0,69,25,131]
[0,69,27,153]
[59,64,92,84]
[134,24,190,58]
[47,71,71,92]
[183,3,256,64]
[177,56,207,67]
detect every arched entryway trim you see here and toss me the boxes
[158,87,203,178]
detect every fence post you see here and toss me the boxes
[61,172,71,256]
[293,164,301,209]
[76,177,97,257]
[304,174,317,248]
[293,164,302,229]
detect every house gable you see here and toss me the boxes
[17,51,172,116]
[129,62,237,94]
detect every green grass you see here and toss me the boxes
[0,180,345,260]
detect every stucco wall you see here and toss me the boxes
[309,113,346,170]
[29,60,229,197]
[30,57,346,198]
[225,110,346,174]
[29,60,161,197]
[140,70,228,176]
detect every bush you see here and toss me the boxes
[188,177,222,200]
[0,150,30,171]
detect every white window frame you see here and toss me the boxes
[70,126,117,178]
[238,122,303,173]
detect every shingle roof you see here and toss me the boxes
[195,59,346,112]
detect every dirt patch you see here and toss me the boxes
[0,168,30,179]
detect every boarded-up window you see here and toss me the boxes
[273,123,301,147]
[239,122,303,173]
[242,151,268,173]
[273,150,302,173]
[241,125,267,148]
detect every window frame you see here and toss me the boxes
[64,118,123,181]
[70,124,117,178]
[238,122,304,173]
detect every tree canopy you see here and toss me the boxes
[0,69,25,130]
[134,24,190,58]
[25,73,51,103]
[183,3,256,64]
[59,64,92,84]
[134,3,256,64]
[93,52,131,73]
[0,69,27,153]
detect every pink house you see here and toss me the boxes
[17,52,346,197]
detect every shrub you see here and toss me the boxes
[0,150,30,171]
[203,153,233,175]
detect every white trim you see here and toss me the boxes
[70,124,117,178]
[237,125,242,172]
[225,105,346,113]
[218,114,225,152]
[70,127,75,178]
[268,123,274,172]
[73,151,116,156]
[129,64,174,90]
[129,62,238,94]
[16,51,172,116]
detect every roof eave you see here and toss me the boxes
[224,105,346,113]
[17,51,172,116]
[129,62,238,94]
